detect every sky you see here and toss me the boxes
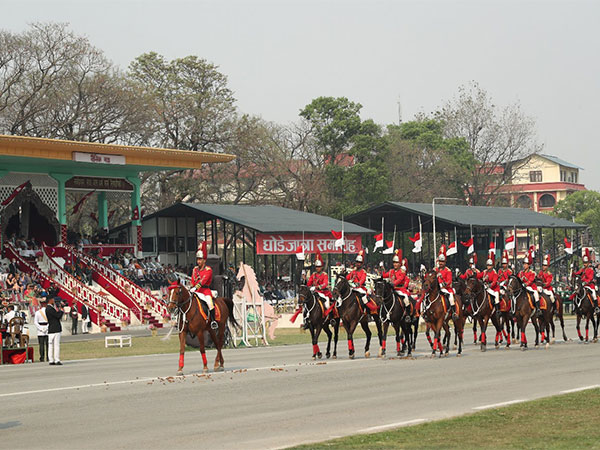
[2,0,599,189]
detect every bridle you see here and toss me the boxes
[465,277,486,317]
[167,281,192,334]
[374,279,397,323]
[422,272,441,313]
[297,285,318,318]
[333,275,353,308]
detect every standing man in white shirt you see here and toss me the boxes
[45,297,64,365]
[34,297,49,362]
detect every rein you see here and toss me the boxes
[167,283,193,334]
[375,282,397,323]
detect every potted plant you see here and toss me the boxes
[100,318,108,333]
[149,323,157,337]
[162,312,171,323]
[121,315,130,328]
[145,300,153,310]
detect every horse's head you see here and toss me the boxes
[422,270,439,294]
[373,278,389,300]
[297,284,312,306]
[332,273,349,300]
[463,276,482,303]
[165,274,190,311]
[573,274,583,293]
[505,275,521,296]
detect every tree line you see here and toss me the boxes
[1,23,545,232]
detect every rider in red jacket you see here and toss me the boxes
[307,252,332,308]
[477,249,500,318]
[382,250,411,306]
[435,245,458,319]
[537,254,555,305]
[574,249,598,311]
[459,254,480,280]
[497,250,513,292]
[518,252,540,315]
[346,250,378,312]
[191,241,217,329]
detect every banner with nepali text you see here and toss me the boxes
[256,233,362,255]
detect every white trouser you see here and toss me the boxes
[194,290,214,310]
[526,286,539,302]
[542,288,555,303]
[48,332,61,363]
[318,294,331,310]
[441,288,455,306]
[395,290,411,307]
[585,286,597,300]
[82,319,90,333]
[353,288,369,304]
[487,288,500,305]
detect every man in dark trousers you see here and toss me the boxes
[34,297,49,362]
[46,297,64,366]
[69,303,79,335]
[81,301,90,334]
[8,258,18,276]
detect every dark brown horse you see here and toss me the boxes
[332,274,382,359]
[373,279,416,357]
[505,275,549,350]
[297,284,340,359]
[166,279,239,374]
[572,274,598,343]
[421,270,464,357]
[462,277,503,351]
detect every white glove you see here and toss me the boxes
[379,261,384,268]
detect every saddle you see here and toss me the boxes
[499,297,511,312]
[194,295,221,324]
[526,292,547,311]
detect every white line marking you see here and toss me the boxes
[560,384,600,394]
[473,399,527,410]
[359,418,428,433]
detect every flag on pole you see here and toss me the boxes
[461,237,474,254]
[529,245,536,259]
[564,237,573,255]
[331,230,344,249]
[72,190,95,215]
[489,240,496,255]
[447,241,457,256]
[374,232,384,251]
[409,232,422,253]
[295,244,305,260]
[505,234,515,251]
[1,180,30,206]
[382,240,394,254]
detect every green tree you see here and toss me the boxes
[553,190,600,245]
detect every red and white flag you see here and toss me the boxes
[295,245,305,260]
[505,235,515,251]
[409,232,422,253]
[461,237,474,255]
[382,240,394,255]
[529,245,536,259]
[447,241,458,256]
[1,180,30,206]
[72,190,95,215]
[564,237,573,255]
[489,241,496,255]
[374,232,384,251]
[331,230,344,249]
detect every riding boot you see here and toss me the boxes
[209,309,218,330]
[452,305,459,321]
[535,301,542,317]
[495,304,502,320]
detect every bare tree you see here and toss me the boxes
[437,82,541,206]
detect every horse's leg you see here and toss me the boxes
[379,321,389,357]
[323,323,333,359]
[314,323,324,359]
[425,325,433,349]
[585,316,590,343]
[576,314,583,341]
[177,331,186,375]
[360,317,372,358]
[309,324,317,359]
[199,332,209,373]
[374,314,384,349]
[458,317,464,355]
[532,316,540,348]
[412,318,418,351]
[559,306,568,342]
[344,321,355,359]
[443,321,450,355]
[396,323,406,356]
[519,314,528,350]
[592,314,598,343]
[333,319,339,359]
[473,320,478,344]
[207,323,224,371]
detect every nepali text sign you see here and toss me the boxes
[256,233,362,255]
[73,152,126,165]
[66,176,133,191]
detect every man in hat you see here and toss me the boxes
[382,250,411,308]
[45,296,64,365]
[498,250,513,294]
[34,297,49,362]
[574,249,598,312]
[477,250,501,319]
[435,245,459,319]
[307,252,332,309]
[191,242,217,329]
[518,252,540,316]
[538,255,555,306]
[346,250,378,313]
[459,254,480,280]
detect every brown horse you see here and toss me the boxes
[505,275,549,350]
[166,279,240,374]
[421,270,464,357]
[297,284,340,359]
[571,274,598,342]
[462,277,503,351]
[332,274,382,359]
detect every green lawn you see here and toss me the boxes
[293,389,600,449]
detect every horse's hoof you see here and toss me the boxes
[551,338,556,345]
[495,344,499,349]
[521,347,527,351]
[534,344,539,349]
[545,343,550,350]
[312,355,316,360]
[176,370,183,376]
[365,351,370,358]
[332,355,337,359]
[594,338,598,343]
[349,354,355,360]
[203,368,209,374]
[326,353,331,359]
[481,346,486,352]
[214,366,224,372]
[456,353,462,357]
[317,352,323,359]
[378,348,383,358]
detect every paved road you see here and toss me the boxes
[2,329,600,450]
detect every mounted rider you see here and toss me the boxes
[307,251,332,309]
[538,254,556,305]
[459,254,480,280]
[435,244,459,319]
[382,249,411,307]
[477,246,501,319]
[346,249,379,313]
[518,250,541,316]
[190,241,218,329]
[574,248,598,312]
[497,250,513,295]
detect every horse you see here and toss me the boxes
[421,270,464,357]
[505,275,548,350]
[297,285,340,359]
[453,277,478,345]
[373,279,416,357]
[166,277,240,374]
[571,274,598,343]
[332,273,383,359]
[547,291,568,343]
[462,276,504,351]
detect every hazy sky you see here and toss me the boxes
[3,0,599,189]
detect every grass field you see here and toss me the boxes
[293,388,600,449]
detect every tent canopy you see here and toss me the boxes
[142,203,373,234]
[348,201,586,233]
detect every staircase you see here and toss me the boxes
[63,244,166,328]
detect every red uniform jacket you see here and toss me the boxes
[383,269,409,293]
[498,268,512,284]
[538,270,553,291]
[459,268,478,280]
[307,272,332,298]
[346,269,366,289]
[191,265,213,298]
[477,269,499,292]
[518,269,536,289]
[436,266,455,294]
[575,267,596,289]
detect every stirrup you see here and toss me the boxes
[595,306,600,315]
[210,320,218,330]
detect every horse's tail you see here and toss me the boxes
[223,297,241,330]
